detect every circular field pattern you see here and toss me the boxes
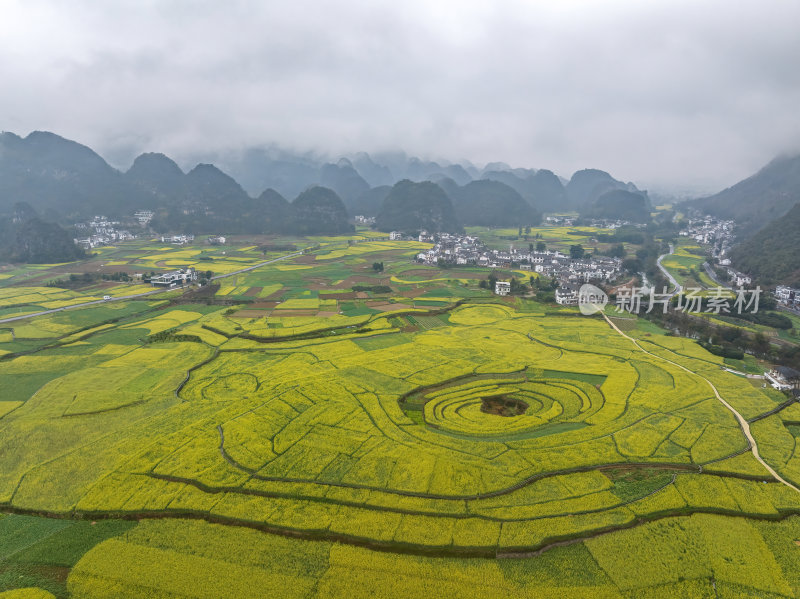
[414,375,605,439]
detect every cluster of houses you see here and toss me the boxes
[413,233,622,300]
[776,286,800,311]
[160,234,195,245]
[73,215,136,249]
[679,214,735,260]
[584,218,648,229]
[134,210,154,226]
[679,214,756,288]
[544,215,575,225]
[355,215,376,226]
[544,215,647,229]
[385,230,436,243]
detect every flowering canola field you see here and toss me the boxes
[2,297,800,596]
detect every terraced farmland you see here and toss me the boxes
[3,244,800,596]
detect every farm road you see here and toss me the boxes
[656,244,683,297]
[602,312,800,495]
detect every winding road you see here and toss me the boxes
[702,260,731,288]
[0,250,304,325]
[602,312,800,495]
[656,243,683,297]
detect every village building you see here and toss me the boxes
[555,284,580,306]
[727,270,752,287]
[134,210,154,226]
[766,366,800,391]
[494,281,511,296]
[150,267,198,287]
[161,234,194,245]
[776,286,800,310]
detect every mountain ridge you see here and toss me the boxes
[688,153,800,235]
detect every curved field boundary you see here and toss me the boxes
[602,312,800,495]
[748,397,799,424]
[5,499,800,560]
[143,469,778,525]
[216,424,769,501]
[60,398,147,418]
[174,348,220,400]
[203,300,471,345]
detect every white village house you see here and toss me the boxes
[150,267,198,287]
[494,281,511,296]
[766,366,800,391]
[555,284,580,306]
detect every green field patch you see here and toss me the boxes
[352,333,413,352]
[1,373,74,405]
[406,315,447,330]
[0,514,134,598]
[339,301,379,316]
[602,466,676,503]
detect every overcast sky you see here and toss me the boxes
[2,0,799,193]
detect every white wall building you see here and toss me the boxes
[495,281,511,296]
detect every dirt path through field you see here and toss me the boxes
[602,312,800,494]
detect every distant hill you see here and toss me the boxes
[186,164,251,210]
[346,185,391,218]
[0,131,142,218]
[151,163,258,234]
[689,153,800,234]
[125,152,186,205]
[257,189,292,233]
[0,202,86,264]
[582,189,652,223]
[482,169,567,212]
[728,202,800,285]
[202,146,322,199]
[290,186,352,235]
[0,129,652,236]
[350,153,394,187]
[319,160,371,209]
[447,180,541,227]
[529,170,569,212]
[0,132,358,236]
[376,180,460,233]
[566,169,643,210]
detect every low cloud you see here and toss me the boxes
[2,0,799,192]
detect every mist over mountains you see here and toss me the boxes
[688,153,800,234]
[3,129,800,281]
[0,131,647,232]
